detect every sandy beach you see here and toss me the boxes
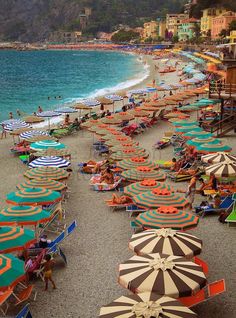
[0,54,236,318]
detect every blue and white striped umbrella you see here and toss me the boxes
[54,107,77,113]
[4,121,30,131]
[146,87,157,92]
[37,111,60,117]
[20,130,49,140]
[128,89,148,95]
[1,119,21,125]
[158,84,173,91]
[29,156,70,168]
[30,140,66,151]
[105,94,123,101]
[81,99,101,107]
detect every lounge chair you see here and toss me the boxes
[15,303,32,318]
[168,173,192,182]
[90,175,122,191]
[225,201,236,226]
[196,196,234,217]
[126,205,146,217]
[13,285,36,307]
[0,289,13,316]
[26,249,46,281]
[105,200,132,211]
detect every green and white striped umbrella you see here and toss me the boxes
[186,137,221,147]
[30,140,66,151]
[124,180,173,197]
[196,143,232,153]
[117,158,159,170]
[121,167,165,182]
[111,149,149,161]
[24,166,69,180]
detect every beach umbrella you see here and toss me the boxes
[104,136,132,145]
[111,149,149,161]
[28,156,71,168]
[81,99,101,107]
[124,180,173,197]
[4,121,30,131]
[20,130,49,140]
[172,120,198,126]
[186,137,221,147]
[88,124,109,132]
[24,166,69,180]
[94,129,116,136]
[201,152,236,164]
[135,207,199,230]
[98,97,113,105]
[105,94,123,101]
[117,158,159,170]
[1,119,21,125]
[121,167,165,182]
[54,107,77,113]
[164,112,188,120]
[102,132,124,140]
[23,115,44,123]
[0,254,25,291]
[115,112,134,121]
[128,89,148,95]
[196,143,232,153]
[105,139,137,147]
[26,135,55,143]
[100,116,123,125]
[110,145,145,153]
[205,161,236,178]
[10,127,34,136]
[180,105,199,112]
[73,104,91,110]
[129,228,202,258]
[99,293,197,318]
[16,178,66,192]
[33,149,71,158]
[165,96,184,102]
[37,111,60,117]
[133,189,188,210]
[175,126,201,133]
[128,108,150,117]
[0,226,36,253]
[158,84,173,91]
[183,130,212,138]
[164,100,178,106]
[118,253,206,297]
[30,140,66,151]
[6,187,61,206]
[0,205,51,226]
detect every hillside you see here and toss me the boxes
[0,0,186,42]
[190,0,236,19]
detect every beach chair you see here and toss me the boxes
[194,256,209,275]
[39,203,66,235]
[90,176,122,191]
[15,303,32,318]
[197,196,234,217]
[26,249,46,281]
[13,285,36,307]
[225,201,236,226]
[105,200,132,212]
[126,205,146,217]
[0,289,13,316]
[168,173,192,182]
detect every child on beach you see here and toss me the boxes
[42,254,56,291]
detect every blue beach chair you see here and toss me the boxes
[196,196,234,217]
[15,303,32,318]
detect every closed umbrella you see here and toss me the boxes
[111,149,149,161]
[99,293,197,318]
[6,187,61,206]
[129,228,202,258]
[0,227,36,253]
[30,140,66,151]
[0,254,25,291]
[205,161,236,178]
[133,189,188,209]
[17,178,66,192]
[124,180,173,197]
[196,143,232,153]
[201,152,236,164]
[28,156,70,168]
[117,158,159,170]
[24,166,69,180]
[118,253,206,297]
[0,205,51,226]
[135,207,199,230]
[121,167,165,182]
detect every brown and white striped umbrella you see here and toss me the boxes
[201,152,236,164]
[205,161,236,178]
[118,253,206,298]
[129,229,202,258]
[99,292,197,317]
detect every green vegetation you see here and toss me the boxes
[111,30,140,43]
[190,0,236,19]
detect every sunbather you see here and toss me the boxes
[42,254,56,291]
[111,194,133,204]
[201,172,218,191]
[100,168,114,184]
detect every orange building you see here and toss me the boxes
[212,11,236,39]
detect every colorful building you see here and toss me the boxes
[178,18,200,42]
[166,13,189,37]
[156,18,166,38]
[142,21,158,40]
[227,30,236,43]
[200,8,226,37]
[212,11,236,39]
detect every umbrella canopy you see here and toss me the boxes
[98,97,113,105]
[23,116,44,123]
[0,205,51,226]
[115,112,134,121]
[121,167,166,182]
[4,121,30,131]
[201,152,236,164]
[105,140,137,147]
[6,187,61,206]
[118,253,206,297]
[80,119,99,128]
[24,166,69,180]
[100,116,123,125]
[73,104,91,110]
[111,149,149,161]
[17,178,66,191]
[54,107,77,113]
[180,105,199,112]
[175,126,202,133]
[184,131,212,138]
[105,136,132,144]
[10,128,34,136]
[135,207,199,230]
[164,112,188,119]
[117,158,159,170]
[19,130,49,140]
[0,254,25,291]
[37,111,60,117]
[28,156,70,168]
[95,129,115,136]
[124,180,174,197]
[205,161,236,178]
[110,145,146,154]
[30,140,66,151]
[133,190,188,209]
[33,149,71,158]
[128,108,150,117]
[172,120,198,127]
[102,132,124,140]
[105,94,123,101]
[186,137,221,147]
[196,143,232,153]
[99,293,197,318]
[129,228,202,258]
[81,99,100,107]
[26,135,55,143]
[0,226,36,253]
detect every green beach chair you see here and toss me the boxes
[225,201,236,226]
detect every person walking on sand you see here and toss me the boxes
[42,254,56,291]
[186,174,198,210]
[1,123,6,139]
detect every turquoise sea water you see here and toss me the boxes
[0,50,148,121]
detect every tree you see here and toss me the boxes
[228,20,236,32]
[172,35,179,43]
[219,29,228,38]
[111,29,139,43]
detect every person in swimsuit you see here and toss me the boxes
[111,194,133,204]
[42,254,56,291]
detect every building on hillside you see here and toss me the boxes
[79,7,92,30]
[178,18,200,42]
[227,30,236,43]
[156,17,166,38]
[200,8,227,37]
[142,21,158,40]
[48,31,82,43]
[97,32,113,41]
[184,0,198,14]
[166,14,189,37]
[211,11,236,39]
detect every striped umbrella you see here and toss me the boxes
[6,188,61,206]
[81,99,101,107]
[110,145,146,153]
[205,161,236,178]
[54,107,77,113]
[0,254,25,291]
[128,108,150,117]
[100,116,123,125]
[99,293,197,318]
[4,121,30,131]
[102,132,124,140]
[129,229,202,258]
[183,131,212,138]
[1,119,21,125]
[124,180,174,197]
[20,130,49,140]
[118,253,206,297]
[128,89,148,95]
[26,135,55,143]
[115,112,134,121]
[29,156,71,168]
[30,140,66,151]
[111,149,149,161]
[164,112,189,119]
[172,120,198,126]
[0,205,51,226]
[180,105,199,112]
[80,119,99,128]
[135,207,199,230]
[117,158,159,170]
[24,166,69,180]
[37,111,60,117]
[186,137,221,147]
[121,167,166,182]
[105,94,123,101]
[105,140,138,147]
[133,190,188,209]
[33,149,71,158]
[196,143,232,153]
[104,136,132,145]
[201,152,236,164]
[0,227,36,253]
[175,126,201,133]
[16,178,66,191]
